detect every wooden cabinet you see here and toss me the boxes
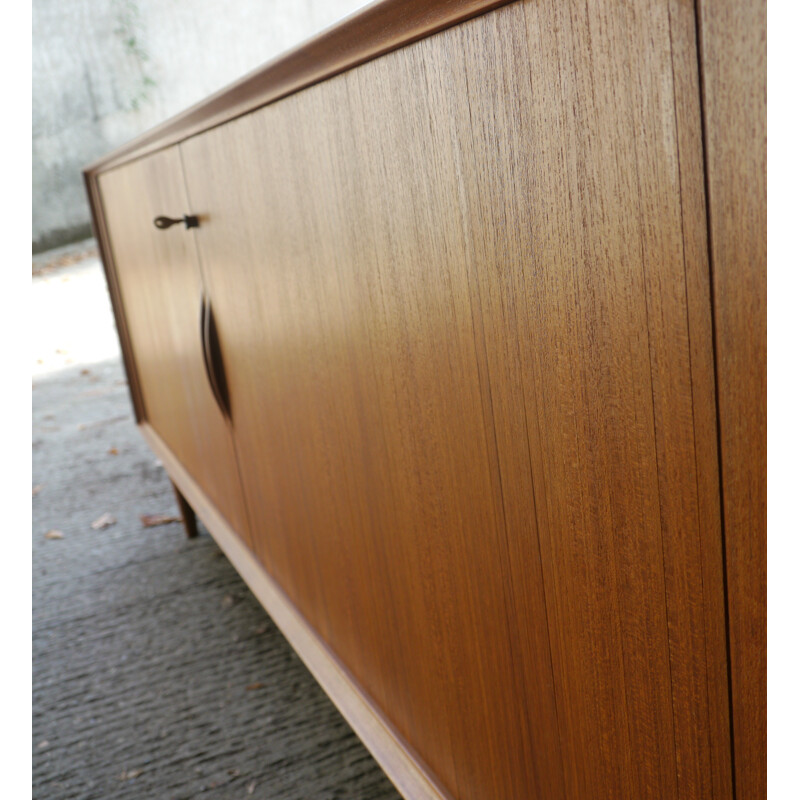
[85,2,765,798]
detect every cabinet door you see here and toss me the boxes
[98,147,250,542]
[182,102,548,800]
[180,2,731,798]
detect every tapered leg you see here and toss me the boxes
[171,481,199,539]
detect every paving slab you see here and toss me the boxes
[32,251,402,800]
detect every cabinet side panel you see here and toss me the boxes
[84,171,146,422]
[697,0,767,797]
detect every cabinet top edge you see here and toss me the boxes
[84,0,512,177]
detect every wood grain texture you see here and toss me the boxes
[139,421,453,800]
[86,1,749,797]
[449,2,731,796]
[85,0,514,175]
[180,55,547,800]
[698,0,767,797]
[97,149,251,546]
[177,2,733,797]
[665,2,734,796]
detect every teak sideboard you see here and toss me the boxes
[84,1,766,798]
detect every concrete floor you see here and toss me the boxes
[32,247,402,800]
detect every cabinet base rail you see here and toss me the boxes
[140,422,452,800]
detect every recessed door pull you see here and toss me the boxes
[199,294,231,420]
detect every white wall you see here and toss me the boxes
[32,0,368,252]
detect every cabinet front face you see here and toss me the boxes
[179,2,732,799]
[98,147,250,542]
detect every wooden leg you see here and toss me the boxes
[171,481,199,539]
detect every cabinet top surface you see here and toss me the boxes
[85,0,511,176]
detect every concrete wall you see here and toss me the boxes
[33,0,368,253]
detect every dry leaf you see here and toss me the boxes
[247,781,256,795]
[80,368,90,376]
[108,447,118,455]
[140,513,180,528]
[91,513,116,530]
[44,530,64,540]
[246,682,264,691]
[32,484,43,497]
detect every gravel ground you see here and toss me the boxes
[32,247,401,800]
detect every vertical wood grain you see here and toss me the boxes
[666,1,735,796]
[97,149,251,545]
[467,3,671,795]
[173,1,735,797]
[182,49,549,795]
[697,0,767,797]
